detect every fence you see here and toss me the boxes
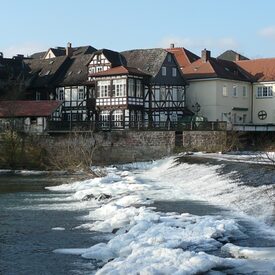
[47,120,227,132]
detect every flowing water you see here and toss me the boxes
[0,155,275,274]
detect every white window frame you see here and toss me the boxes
[172,68,177,77]
[136,80,142,98]
[162,66,167,76]
[113,79,126,97]
[78,87,84,100]
[233,85,238,97]
[112,110,123,127]
[98,80,110,98]
[222,85,228,97]
[257,86,273,98]
[128,78,135,97]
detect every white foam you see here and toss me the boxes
[222,243,275,260]
[45,154,275,274]
[52,227,65,231]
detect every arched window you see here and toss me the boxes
[112,110,123,127]
[99,110,110,128]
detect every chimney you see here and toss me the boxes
[66,42,73,57]
[235,53,241,61]
[170,43,175,48]
[201,49,211,62]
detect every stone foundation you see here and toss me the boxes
[181,131,227,152]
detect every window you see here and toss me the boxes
[160,87,166,100]
[78,87,84,100]
[99,110,110,127]
[168,54,172,62]
[72,113,78,121]
[136,80,142,97]
[233,85,238,97]
[128,79,135,97]
[112,110,123,127]
[98,80,110,98]
[222,85,228,97]
[162,66,166,76]
[177,87,184,101]
[242,86,247,97]
[58,89,64,100]
[113,79,126,97]
[172,68,177,77]
[257,86,273,98]
[36,91,41,100]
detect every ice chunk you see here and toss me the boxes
[222,243,275,260]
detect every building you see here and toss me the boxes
[236,58,275,126]
[0,100,62,133]
[121,48,189,125]
[179,49,253,128]
[0,53,28,100]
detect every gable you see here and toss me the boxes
[44,49,56,59]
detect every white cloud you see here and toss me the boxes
[259,26,275,39]
[158,36,239,54]
[1,42,48,58]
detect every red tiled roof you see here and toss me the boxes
[183,57,252,82]
[166,47,199,68]
[89,66,151,77]
[0,100,62,117]
[236,58,275,82]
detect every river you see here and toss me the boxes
[0,154,275,274]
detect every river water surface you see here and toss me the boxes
[1,155,275,274]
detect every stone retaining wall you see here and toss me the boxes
[92,130,175,164]
[181,131,227,152]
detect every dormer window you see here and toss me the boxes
[162,66,166,76]
[172,68,177,77]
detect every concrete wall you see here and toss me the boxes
[181,131,227,152]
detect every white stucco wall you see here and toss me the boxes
[252,82,275,124]
[186,79,251,123]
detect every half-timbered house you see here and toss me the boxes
[55,52,95,122]
[121,48,189,125]
[89,65,150,128]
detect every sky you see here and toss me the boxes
[1,0,275,59]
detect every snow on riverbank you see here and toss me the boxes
[47,155,275,274]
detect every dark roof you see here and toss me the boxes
[183,56,253,82]
[236,58,275,82]
[30,51,46,59]
[166,47,200,68]
[217,50,249,62]
[89,65,151,77]
[121,48,168,77]
[0,57,27,80]
[89,49,126,67]
[0,100,62,117]
[24,56,69,87]
[57,54,94,86]
[30,46,97,59]
[72,46,97,56]
[50,48,66,57]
